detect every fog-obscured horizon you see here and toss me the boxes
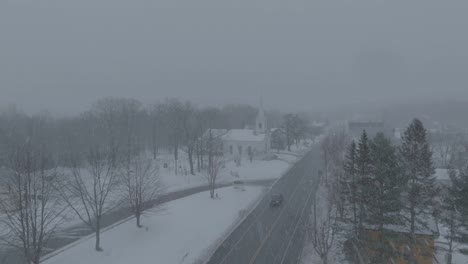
[1,0,468,114]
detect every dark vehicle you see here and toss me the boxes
[270,193,284,207]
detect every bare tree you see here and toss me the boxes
[430,132,455,169]
[248,147,254,163]
[309,183,337,264]
[282,113,308,151]
[201,108,224,198]
[205,152,223,199]
[437,143,453,169]
[180,102,199,175]
[89,98,123,159]
[56,145,119,251]
[320,128,349,215]
[163,99,185,176]
[0,143,65,264]
[120,98,144,165]
[283,114,296,151]
[149,103,166,160]
[122,153,162,228]
[321,135,332,183]
[195,113,207,173]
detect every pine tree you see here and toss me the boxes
[399,119,436,244]
[356,130,373,230]
[367,133,404,263]
[343,140,359,235]
[368,133,404,228]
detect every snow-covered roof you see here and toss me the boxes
[221,129,266,142]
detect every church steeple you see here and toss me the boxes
[255,98,267,134]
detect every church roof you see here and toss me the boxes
[221,129,266,142]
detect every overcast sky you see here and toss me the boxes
[1,0,468,114]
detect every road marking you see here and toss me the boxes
[279,175,317,264]
[216,164,304,264]
[272,176,313,263]
[248,171,310,264]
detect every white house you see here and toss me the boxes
[208,106,271,159]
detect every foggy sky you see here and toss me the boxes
[1,0,468,114]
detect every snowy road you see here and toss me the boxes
[206,146,321,264]
[0,180,274,264]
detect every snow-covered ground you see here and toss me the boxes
[157,140,315,193]
[299,183,346,264]
[435,225,468,264]
[37,151,296,231]
[1,141,314,262]
[42,185,264,264]
[160,157,291,193]
[301,242,326,264]
[300,223,352,264]
[0,155,293,251]
[38,144,311,263]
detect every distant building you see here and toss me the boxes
[205,104,271,159]
[348,121,393,140]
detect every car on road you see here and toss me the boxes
[270,193,284,207]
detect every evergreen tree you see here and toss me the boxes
[368,133,404,228]
[356,130,373,229]
[343,140,358,235]
[367,133,404,263]
[399,119,436,244]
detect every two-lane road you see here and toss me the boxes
[206,145,321,264]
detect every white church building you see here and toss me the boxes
[211,106,271,159]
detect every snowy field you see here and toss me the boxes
[155,140,317,193]
[160,156,291,193]
[42,185,265,264]
[39,152,295,231]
